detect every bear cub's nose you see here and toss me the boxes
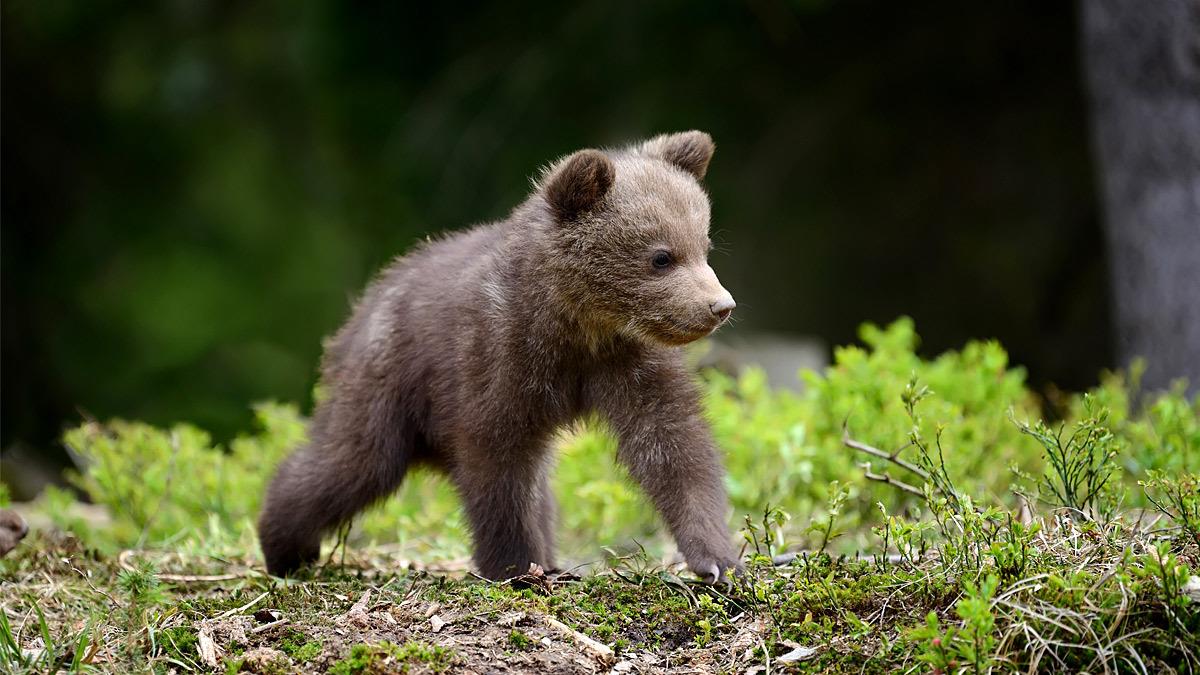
[710,296,736,322]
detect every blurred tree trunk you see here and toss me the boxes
[1081,0,1200,394]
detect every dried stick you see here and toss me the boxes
[842,426,930,482]
[542,615,615,666]
[859,464,925,498]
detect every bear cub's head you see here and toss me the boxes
[538,131,735,347]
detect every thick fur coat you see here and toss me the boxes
[258,131,741,582]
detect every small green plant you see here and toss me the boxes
[111,558,166,658]
[806,481,849,556]
[507,629,533,651]
[1141,471,1200,547]
[330,641,453,674]
[693,593,729,648]
[1136,542,1197,639]
[872,501,933,566]
[1016,395,1123,520]
[988,516,1040,581]
[741,504,791,565]
[279,629,322,662]
[116,559,164,606]
[911,574,999,675]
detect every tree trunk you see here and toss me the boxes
[1080,0,1200,394]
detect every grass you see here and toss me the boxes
[1,518,1195,673]
[2,318,1198,672]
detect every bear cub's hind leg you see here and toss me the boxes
[454,455,555,580]
[258,420,411,577]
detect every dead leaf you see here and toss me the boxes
[349,590,371,614]
[197,627,220,668]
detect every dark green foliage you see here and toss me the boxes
[2,1,1105,463]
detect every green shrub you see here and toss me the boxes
[38,318,1198,564]
[55,402,305,552]
[8,317,1200,674]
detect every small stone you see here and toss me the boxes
[1184,575,1200,603]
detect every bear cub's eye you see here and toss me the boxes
[651,250,673,269]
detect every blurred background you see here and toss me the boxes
[3,1,1198,495]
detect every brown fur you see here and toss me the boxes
[0,509,28,557]
[258,131,740,582]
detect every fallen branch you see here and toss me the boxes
[213,591,270,620]
[859,463,925,498]
[842,427,930,482]
[250,618,290,635]
[117,549,249,582]
[542,615,615,666]
[158,572,244,583]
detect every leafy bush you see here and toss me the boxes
[52,402,305,553]
[30,318,1199,565]
[6,317,1199,674]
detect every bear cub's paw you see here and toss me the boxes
[685,547,745,587]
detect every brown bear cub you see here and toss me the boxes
[258,131,741,583]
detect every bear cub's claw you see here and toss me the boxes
[689,556,745,588]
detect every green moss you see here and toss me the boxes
[507,629,533,651]
[278,629,321,662]
[159,626,198,662]
[330,641,454,675]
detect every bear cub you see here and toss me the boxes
[258,131,741,583]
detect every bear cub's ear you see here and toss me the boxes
[543,149,616,223]
[638,130,715,180]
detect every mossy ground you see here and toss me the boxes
[2,523,1196,674]
[4,322,1198,672]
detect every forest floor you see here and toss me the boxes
[5,324,1199,672]
[4,523,1198,674]
[1,531,871,674]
